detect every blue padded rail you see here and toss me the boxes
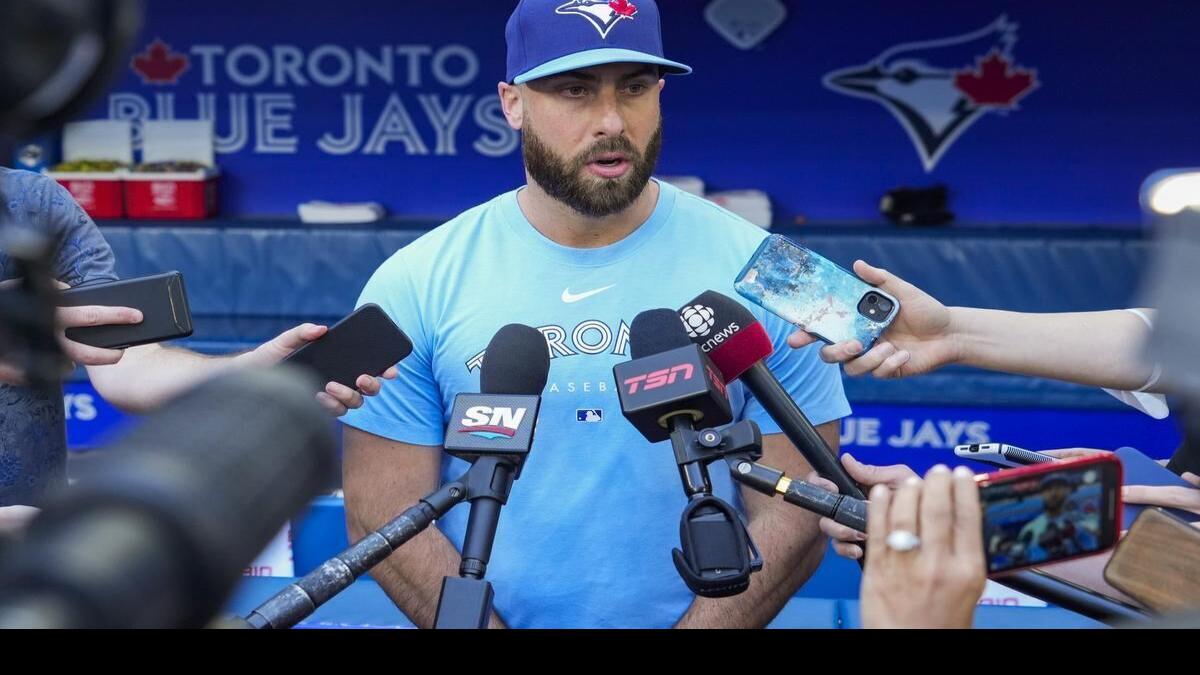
[96,222,1155,408]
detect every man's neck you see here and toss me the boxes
[516,176,660,249]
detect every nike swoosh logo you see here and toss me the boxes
[561,284,616,303]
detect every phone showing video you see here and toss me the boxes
[976,455,1122,575]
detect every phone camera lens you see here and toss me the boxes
[867,294,879,305]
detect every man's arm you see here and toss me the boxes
[342,426,506,629]
[792,260,1158,391]
[674,420,839,628]
[85,323,386,414]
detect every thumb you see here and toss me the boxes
[254,323,327,363]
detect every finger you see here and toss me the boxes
[315,391,346,417]
[381,365,399,380]
[0,362,28,386]
[61,340,125,367]
[852,259,919,298]
[356,374,382,396]
[888,475,923,540]
[276,323,327,351]
[919,465,953,554]
[843,341,896,377]
[952,465,984,559]
[1042,448,1110,460]
[820,516,866,543]
[865,484,892,561]
[818,340,865,364]
[326,381,364,410]
[872,348,912,380]
[852,259,890,285]
[833,540,864,560]
[787,329,818,349]
[806,471,840,495]
[1183,472,1200,488]
[58,304,143,328]
[842,453,919,489]
[1121,485,1200,514]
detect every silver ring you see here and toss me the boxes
[885,529,921,552]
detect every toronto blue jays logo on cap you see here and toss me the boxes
[555,0,639,39]
[823,16,1039,171]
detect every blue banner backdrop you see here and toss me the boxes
[80,0,1200,225]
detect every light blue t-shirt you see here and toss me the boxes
[342,180,850,628]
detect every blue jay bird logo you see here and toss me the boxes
[823,16,1039,171]
[556,0,639,39]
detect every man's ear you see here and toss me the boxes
[498,81,524,130]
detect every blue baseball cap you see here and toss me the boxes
[505,0,692,85]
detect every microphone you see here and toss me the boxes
[616,309,731,448]
[679,290,866,501]
[248,324,550,630]
[615,309,760,598]
[444,323,548,473]
[436,323,549,628]
[0,367,337,629]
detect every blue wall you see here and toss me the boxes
[84,0,1200,224]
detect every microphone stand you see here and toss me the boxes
[665,416,763,596]
[245,455,521,630]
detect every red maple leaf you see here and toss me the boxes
[131,38,189,85]
[609,0,638,19]
[953,50,1037,108]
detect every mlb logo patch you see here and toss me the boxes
[577,409,603,423]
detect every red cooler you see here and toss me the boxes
[124,169,219,219]
[48,171,125,219]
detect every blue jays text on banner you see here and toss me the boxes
[80,0,1200,225]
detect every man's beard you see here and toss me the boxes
[522,118,663,219]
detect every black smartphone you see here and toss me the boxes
[976,455,1122,575]
[58,271,193,349]
[283,304,413,389]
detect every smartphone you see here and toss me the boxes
[1104,508,1200,613]
[976,455,1122,575]
[954,442,1056,469]
[734,235,899,348]
[283,304,413,389]
[1114,446,1200,526]
[58,271,193,349]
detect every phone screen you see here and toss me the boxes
[978,459,1120,574]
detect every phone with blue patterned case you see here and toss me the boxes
[734,235,900,349]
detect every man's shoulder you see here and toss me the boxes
[369,191,512,285]
[0,167,61,204]
[667,185,770,250]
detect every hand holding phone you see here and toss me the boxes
[58,271,193,350]
[1114,446,1200,525]
[977,455,1122,575]
[736,235,900,349]
[282,304,413,391]
[776,257,960,381]
[860,465,986,629]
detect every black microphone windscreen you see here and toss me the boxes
[630,308,691,359]
[480,323,550,395]
[687,290,758,328]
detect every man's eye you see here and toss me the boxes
[625,83,647,95]
[564,86,588,97]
